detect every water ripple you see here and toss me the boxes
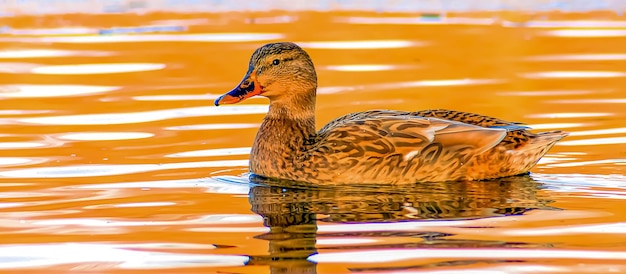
[17,105,268,125]
[520,71,626,79]
[0,49,111,58]
[31,63,166,75]
[0,160,249,178]
[166,147,251,158]
[525,53,626,61]
[309,248,626,263]
[544,29,626,37]
[557,137,626,146]
[0,243,248,269]
[297,40,424,49]
[78,177,250,194]
[57,132,154,141]
[322,64,417,71]
[334,16,496,25]
[0,33,285,43]
[318,78,504,94]
[526,112,613,119]
[0,85,119,98]
[503,222,626,236]
[165,123,259,130]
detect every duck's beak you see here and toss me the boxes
[214,71,262,106]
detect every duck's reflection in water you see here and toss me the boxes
[246,175,558,273]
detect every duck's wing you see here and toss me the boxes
[410,109,569,150]
[411,109,527,127]
[315,114,508,158]
[320,109,526,133]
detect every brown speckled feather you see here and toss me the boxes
[304,112,509,183]
[215,42,569,185]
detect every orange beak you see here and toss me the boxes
[214,71,263,106]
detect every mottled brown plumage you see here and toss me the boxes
[215,42,568,185]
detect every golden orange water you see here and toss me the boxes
[0,10,625,273]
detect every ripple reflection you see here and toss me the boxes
[544,29,626,37]
[0,49,111,58]
[0,243,248,269]
[0,160,248,178]
[521,71,626,79]
[0,33,285,43]
[31,63,166,75]
[318,78,503,94]
[322,64,417,71]
[0,84,119,98]
[18,105,268,125]
[525,53,626,61]
[244,174,560,273]
[297,40,424,49]
[166,147,251,158]
[526,112,613,119]
[558,137,626,146]
[309,248,626,263]
[58,132,154,141]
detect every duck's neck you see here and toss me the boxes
[249,92,316,178]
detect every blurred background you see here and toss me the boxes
[1,0,625,14]
[0,1,625,273]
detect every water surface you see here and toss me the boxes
[0,9,625,273]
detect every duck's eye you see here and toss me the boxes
[272,59,280,65]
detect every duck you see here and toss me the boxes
[214,42,568,185]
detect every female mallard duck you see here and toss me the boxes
[214,42,567,185]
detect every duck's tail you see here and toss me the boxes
[513,130,568,157]
[501,130,568,177]
[529,130,569,148]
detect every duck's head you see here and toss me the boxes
[214,42,317,106]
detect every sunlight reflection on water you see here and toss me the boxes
[558,137,626,146]
[0,84,119,97]
[166,147,251,158]
[0,157,42,166]
[503,222,626,236]
[165,123,260,130]
[17,105,268,125]
[322,64,417,71]
[0,7,625,274]
[0,160,249,178]
[309,248,626,263]
[520,71,626,78]
[31,63,166,74]
[77,177,251,194]
[298,40,424,49]
[526,112,613,119]
[526,123,587,130]
[0,142,48,148]
[496,90,594,96]
[0,33,285,43]
[133,94,220,101]
[0,243,248,269]
[31,214,260,226]
[569,127,626,136]
[548,98,626,104]
[525,53,626,61]
[334,16,496,25]
[544,29,626,37]
[0,49,111,58]
[58,132,154,141]
[318,78,504,94]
